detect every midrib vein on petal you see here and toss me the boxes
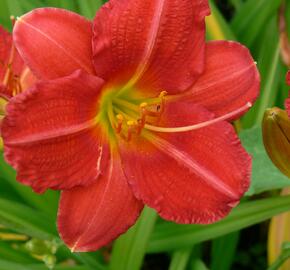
[6,119,98,145]
[71,153,114,251]
[188,63,257,95]
[123,0,166,89]
[146,133,239,200]
[18,18,92,74]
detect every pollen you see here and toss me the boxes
[116,114,124,121]
[140,102,148,109]
[127,120,137,126]
[159,91,168,98]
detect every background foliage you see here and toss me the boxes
[0,0,290,269]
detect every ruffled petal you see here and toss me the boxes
[58,150,143,252]
[1,70,108,193]
[184,41,260,120]
[13,8,95,79]
[119,101,251,224]
[93,0,209,93]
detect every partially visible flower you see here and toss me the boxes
[0,25,35,101]
[1,1,260,252]
[0,25,35,148]
[263,71,290,178]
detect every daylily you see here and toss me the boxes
[1,1,260,252]
[0,24,35,147]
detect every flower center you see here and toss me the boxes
[99,88,252,142]
[98,88,167,141]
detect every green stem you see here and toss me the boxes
[169,248,192,270]
[268,249,290,270]
[109,207,157,270]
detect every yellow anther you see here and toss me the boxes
[140,102,148,109]
[116,114,124,122]
[127,120,136,126]
[159,91,168,98]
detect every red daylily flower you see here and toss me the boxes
[0,25,35,101]
[0,25,35,144]
[1,1,260,252]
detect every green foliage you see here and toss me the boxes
[240,127,290,195]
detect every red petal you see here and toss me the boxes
[286,71,290,86]
[93,0,209,93]
[20,67,37,90]
[13,8,95,80]
[58,150,143,252]
[119,101,251,224]
[1,70,108,193]
[185,41,260,120]
[0,26,12,81]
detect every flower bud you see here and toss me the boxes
[262,107,290,178]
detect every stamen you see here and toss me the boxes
[139,102,148,127]
[10,16,16,27]
[127,120,137,141]
[115,114,124,134]
[144,102,252,133]
[158,91,168,113]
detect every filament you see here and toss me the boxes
[144,102,252,133]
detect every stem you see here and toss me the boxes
[109,207,157,270]
[268,247,290,270]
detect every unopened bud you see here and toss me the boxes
[262,107,290,178]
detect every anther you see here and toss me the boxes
[10,16,16,27]
[159,91,168,98]
[158,91,168,114]
[140,102,148,109]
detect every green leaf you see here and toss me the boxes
[206,0,236,40]
[169,248,192,270]
[73,253,106,270]
[190,259,209,270]
[210,232,240,270]
[109,207,157,270]
[77,0,103,18]
[0,242,37,264]
[6,0,24,17]
[242,17,283,128]
[0,1,10,29]
[231,0,282,46]
[268,242,290,270]
[0,198,57,240]
[0,259,88,270]
[147,195,290,253]
[239,127,290,195]
[0,153,59,217]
